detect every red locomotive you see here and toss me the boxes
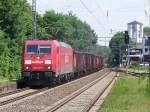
[21,40,103,85]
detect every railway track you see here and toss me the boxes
[0,87,49,106]
[0,71,107,107]
[0,83,18,96]
[41,72,116,112]
[0,87,29,98]
[0,69,111,112]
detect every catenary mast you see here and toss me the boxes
[32,0,37,39]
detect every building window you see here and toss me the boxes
[145,39,149,46]
[145,48,148,53]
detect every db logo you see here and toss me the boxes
[32,61,43,64]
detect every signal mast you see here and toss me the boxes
[32,0,37,39]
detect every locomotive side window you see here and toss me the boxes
[26,45,38,54]
[39,45,51,54]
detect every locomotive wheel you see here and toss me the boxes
[67,74,71,81]
[65,75,68,82]
[56,76,61,85]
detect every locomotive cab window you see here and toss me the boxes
[26,45,51,54]
[26,45,38,54]
[39,45,51,54]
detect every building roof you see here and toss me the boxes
[128,21,143,25]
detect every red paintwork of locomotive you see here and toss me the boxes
[21,40,103,85]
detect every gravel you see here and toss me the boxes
[0,69,109,112]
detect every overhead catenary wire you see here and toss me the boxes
[94,0,112,33]
[89,0,112,46]
[79,0,111,46]
[95,0,108,19]
[79,0,108,32]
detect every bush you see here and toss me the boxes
[129,61,139,69]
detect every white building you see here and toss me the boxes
[127,21,143,43]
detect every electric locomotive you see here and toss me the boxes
[21,40,74,85]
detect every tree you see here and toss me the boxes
[0,0,31,80]
[0,0,32,38]
[143,27,150,37]
[108,32,126,67]
[89,45,110,60]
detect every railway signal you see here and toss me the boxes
[124,31,129,44]
[124,31,130,74]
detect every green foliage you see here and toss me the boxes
[129,61,139,69]
[108,32,126,67]
[143,26,150,37]
[89,45,110,60]
[109,32,125,48]
[0,0,31,80]
[108,32,134,67]
[0,0,32,38]
[0,38,21,80]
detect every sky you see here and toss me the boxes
[27,0,148,46]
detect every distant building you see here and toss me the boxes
[127,21,143,43]
[128,48,143,63]
[127,36,150,64]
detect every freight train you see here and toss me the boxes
[21,40,103,85]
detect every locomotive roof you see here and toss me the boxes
[25,40,52,44]
[24,40,72,48]
[59,42,72,48]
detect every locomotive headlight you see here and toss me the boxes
[48,66,51,69]
[45,60,52,64]
[25,60,32,64]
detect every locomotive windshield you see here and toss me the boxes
[26,45,51,54]
[39,45,51,54]
[26,45,38,54]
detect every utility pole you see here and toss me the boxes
[32,0,37,39]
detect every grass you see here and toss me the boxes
[120,67,149,73]
[128,67,149,73]
[100,76,150,112]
